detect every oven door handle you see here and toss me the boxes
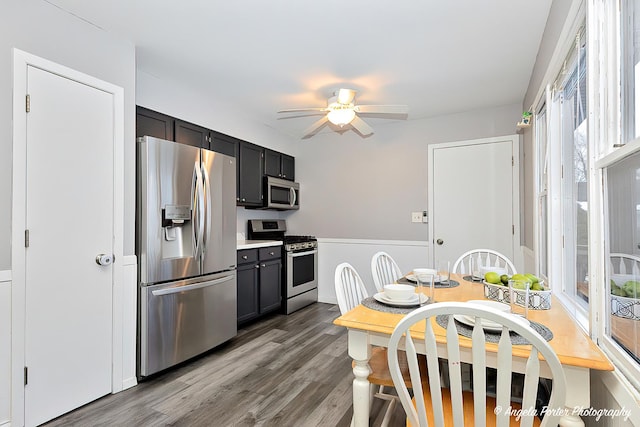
[288,249,318,258]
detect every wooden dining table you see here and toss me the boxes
[333,273,614,427]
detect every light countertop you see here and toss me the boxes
[237,239,283,250]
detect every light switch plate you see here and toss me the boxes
[411,212,423,223]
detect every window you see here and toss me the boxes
[605,152,640,366]
[536,105,548,280]
[621,0,640,142]
[547,27,589,311]
[598,0,640,383]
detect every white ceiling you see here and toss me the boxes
[47,0,553,139]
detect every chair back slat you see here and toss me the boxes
[423,318,444,427]
[334,263,369,315]
[471,319,488,427]
[387,302,567,426]
[445,316,464,426]
[521,348,541,427]
[452,249,518,276]
[495,328,513,427]
[371,252,403,292]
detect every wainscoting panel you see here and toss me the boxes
[317,238,429,304]
[0,270,11,426]
[587,369,640,426]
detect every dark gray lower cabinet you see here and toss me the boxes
[237,246,282,324]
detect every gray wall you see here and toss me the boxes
[137,71,521,241]
[0,0,136,269]
[288,104,521,239]
[0,1,531,271]
[521,0,575,250]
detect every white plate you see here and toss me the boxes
[374,292,428,307]
[405,273,446,283]
[453,313,530,332]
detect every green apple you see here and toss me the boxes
[484,272,501,284]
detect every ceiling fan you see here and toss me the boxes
[278,88,409,138]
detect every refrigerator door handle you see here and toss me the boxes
[193,161,205,258]
[201,164,212,255]
[150,274,235,296]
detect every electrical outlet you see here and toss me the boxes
[411,212,423,223]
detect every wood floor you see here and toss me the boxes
[43,303,407,427]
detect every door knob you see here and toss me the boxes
[95,254,114,266]
[436,239,444,245]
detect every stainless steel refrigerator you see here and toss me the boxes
[137,136,237,378]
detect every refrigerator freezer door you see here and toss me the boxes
[200,148,237,274]
[139,271,237,377]
[138,136,201,284]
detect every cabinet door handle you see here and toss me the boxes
[261,263,266,267]
[269,251,275,256]
[242,255,248,260]
[255,264,259,269]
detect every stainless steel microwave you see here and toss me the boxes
[265,176,299,210]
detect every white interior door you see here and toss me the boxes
[24,65,114,426]
[428,136,520,269]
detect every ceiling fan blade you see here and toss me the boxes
[350,116,374,136]
[278,107,328,113]
[302,115,329,138]
[337,88,356,105]
[354,105,409,114]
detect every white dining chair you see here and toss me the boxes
[387,301,567,426]
[334,262,419,427]
[610,252,640,276]
[371,251,404,292]
[452,249,517,276]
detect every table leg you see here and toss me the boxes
[559,410,586,427]
[348,330,372,427]
[558,366,589,427]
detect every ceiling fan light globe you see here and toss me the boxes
[327,108,356,126]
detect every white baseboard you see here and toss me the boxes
[121,376,138,391]
[0,420,11,427]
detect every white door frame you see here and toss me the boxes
[11,49,125,426]
[427,135,522,269]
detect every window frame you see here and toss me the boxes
[588,0,640,389]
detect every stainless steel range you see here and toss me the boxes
[248,220,318,314]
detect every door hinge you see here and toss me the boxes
[26,94,30,113]
[512,156,514,166]
[25,229,30,248]
[24,366,28,385]
[512,225,515,235]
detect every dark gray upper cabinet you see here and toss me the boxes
[136,106,295,209]
[264,149,295,181]
[174,119,209,149]
[136,106,174,141]
[281,154,295,181]
[211,131,238,158]
[238,141,264,206]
